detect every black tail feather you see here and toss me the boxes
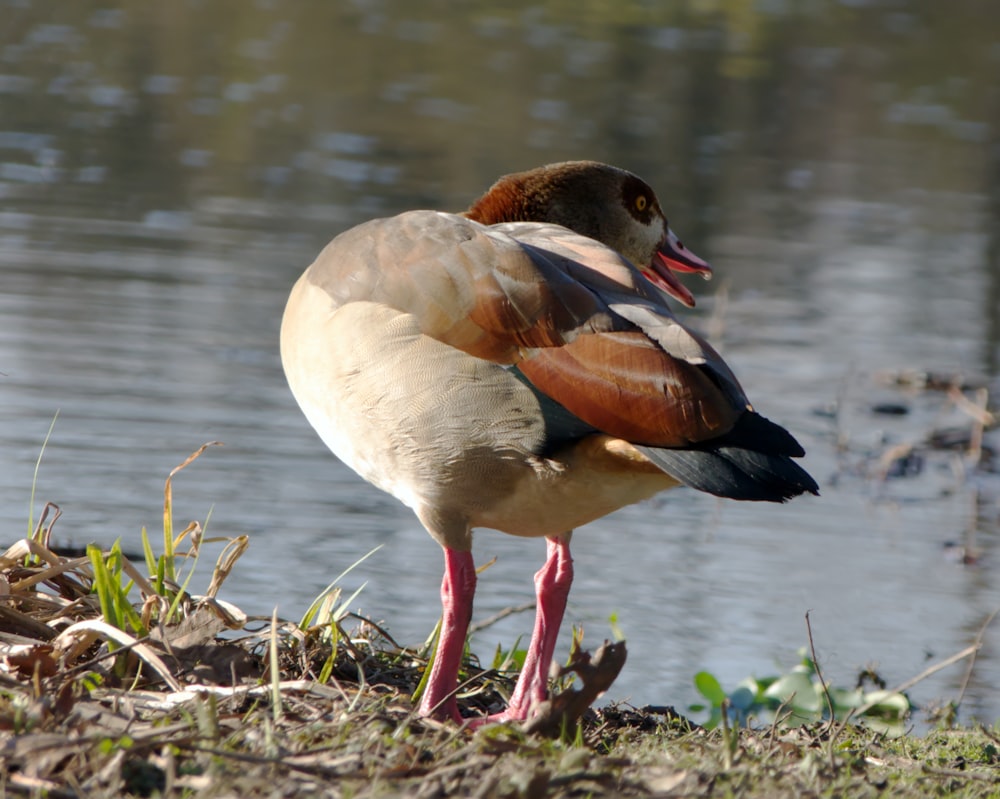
[636,412,820,502]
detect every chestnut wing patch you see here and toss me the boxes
[516,329,742,447]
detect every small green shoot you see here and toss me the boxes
[298,545,382,684]
[87,540,148,644]
[491,636,526,673]
[162,517,209,624]
[608,612,626,642]
[299,544,382,629]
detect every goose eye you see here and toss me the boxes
[635,195,647,212]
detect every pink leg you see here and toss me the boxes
[474,535,573,726]
[418,547,476,722]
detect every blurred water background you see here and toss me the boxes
[1,1,999,726]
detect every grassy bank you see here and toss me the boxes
[2,447,999,798]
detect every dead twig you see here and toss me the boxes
[954,608,999,715]
[468,602,536,635]
[804,611,835,730]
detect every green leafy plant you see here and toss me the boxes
[74,444,251,642]
[691,649,911,732]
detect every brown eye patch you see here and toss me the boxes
[621,175,656,223]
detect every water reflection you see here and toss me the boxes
[1,0,998,726]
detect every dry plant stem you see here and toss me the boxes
[342,611,402,649]
[804,611,835,731]
[54,620,183,690]
[948,386,995,428]
[876,442,914,482]
[948,386,992,469]
[831,641,982,742]
[47,633,155,682]
[269,608,282,723]
[169,441,224,480]
[767,697,796,746]
[954,608,999,713]
[206,535,249,598]
[804,610,840,769]
[1,538,62,568]
[719,697,733,770]
[28,411,60,540]
[32,502,62,548]
[163,442,222,575]
[9,555,90,593]
[474,555,497,575]
[8,773,76,799]
[119,555,158,598]
[468,601,536,635]
[875,644,981,707]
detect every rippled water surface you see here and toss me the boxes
[2,1,999,725]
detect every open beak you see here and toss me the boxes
[647,228,713,307]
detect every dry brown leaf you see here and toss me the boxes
[521,640,627,737]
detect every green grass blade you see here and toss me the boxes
[87,544,121,647]
[332,581,367,624]
[410,618,442,706]
[88,541,148,639]
[140,526,157,578]
[164,529,203,624]
[299,544,383,628]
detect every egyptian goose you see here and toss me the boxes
[280,161,818,725]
